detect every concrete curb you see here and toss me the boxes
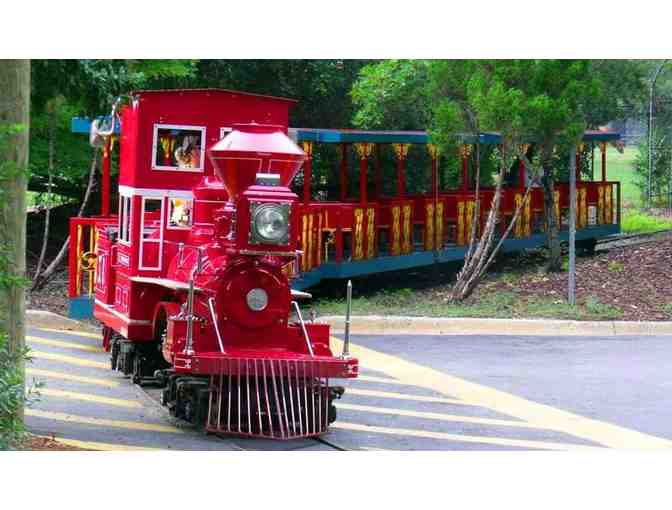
[320,315,672,336]
[26,309,672,337]
[26,310,100,333]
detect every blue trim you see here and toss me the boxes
[292,224,620,287]
[294,128,620,145]
[69,296,94,319]
[71,116,120,135]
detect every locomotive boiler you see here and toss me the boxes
[85,90,358,439]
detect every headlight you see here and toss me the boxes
[246,288,268,311]
[250,202,290,245]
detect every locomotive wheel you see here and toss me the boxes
[110,339,120,371]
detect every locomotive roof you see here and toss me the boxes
[292,128,621,145]
[130,88,298,104]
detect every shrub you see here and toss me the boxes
[0,332,33,450]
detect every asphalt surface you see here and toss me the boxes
[24,327,672,450]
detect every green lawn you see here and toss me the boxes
[604,146,641,207]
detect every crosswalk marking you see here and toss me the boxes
[332,422,600,450]
[32,350,109,369]
[38,328,101,340]
[28,336,102,353]
[336,402,541,429]
[40,388,142,409]
[332,337,672,449]
[33,435,160,451]
[26,409,184,434]
[26,368,120,388]
[346,388,467,405]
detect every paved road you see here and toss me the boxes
[24,327,672,450]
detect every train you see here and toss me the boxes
[77,89,359,439]
[67,88,622,437]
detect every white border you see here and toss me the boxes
[118,195,132,246]
[118,185,193,200]
[219,127,232,139]
[138,196,165,271]
[151,123,206,173]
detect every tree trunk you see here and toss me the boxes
[32,149,99,290]
[0,59,30,421]
[33,105,55,283]
[541,148,562,272]
[451,144,531,301]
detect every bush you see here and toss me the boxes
[0,332,34,450]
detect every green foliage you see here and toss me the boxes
[351,60,430,130]
[633,134,672,208]
[621,210,672,234]
[0,332,39,450]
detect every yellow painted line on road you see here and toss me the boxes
[26,409,183,434]
[333,422,599,451]
[28,336,102,353]
[332,337,672,449]
[40,388,142,409]
[357,375,414,386]
[33,435,160,451]
[38,328,101,340]
[26,368,120,388]
[32,350,109,369]
[347,388,466,405]
[337,402,542,429]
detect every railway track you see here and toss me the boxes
[595,229,672,249]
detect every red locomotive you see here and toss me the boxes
[85,90,358,439]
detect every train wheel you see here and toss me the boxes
[110,338,120,371]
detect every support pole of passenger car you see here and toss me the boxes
[392,143,409,198]
[575,143,583,183]
[460,144,472,192]
[518,144,529,189]
[301,141,313,205]
[599,141,607,182]
[339,143,349,202]
[428,143,439,255]
[354,142,373,205]
[101,137,112,216]
[374,143,382,199]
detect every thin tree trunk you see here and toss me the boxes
[451,143,533,301]
[0,59,30,422]
[541,146,561,272]
[32,148,99,290]
[33,105,55,283]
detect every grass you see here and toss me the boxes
[313,288,623,321]
[662,303,672,318]
[621,210,672,234]
[604,146,641,208]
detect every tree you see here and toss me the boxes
[351,59,431,130]
[0,60,30,429]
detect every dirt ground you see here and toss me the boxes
[21,435,91,451]
[498,234,672,321]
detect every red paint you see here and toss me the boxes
[397,154,406,198]
[359,155,368,205]
[462,153,469,191]
[303,149,312,205]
